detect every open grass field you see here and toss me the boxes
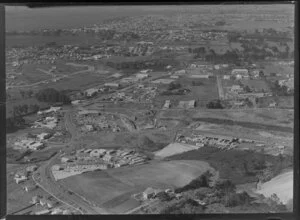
[191,108,294,129]
[256,170,293,204]
[155,142,199,158]
[257,96,294,109]
[43,72,107,91]
[60,160,215,213]
[240,79,271,92]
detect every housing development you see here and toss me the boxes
[6,4,294,215]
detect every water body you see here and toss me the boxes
[6,5,294,31]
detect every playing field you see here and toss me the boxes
[61,160,215,213]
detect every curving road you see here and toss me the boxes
[32,109,111,214]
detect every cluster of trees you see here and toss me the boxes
[272,80,293,96]
[192,81,204,86]
[215,21,226,26]
[35,88,71,104]
[12,104,39,117]
[206,99,224,109]
[19,90,34,99]
[167,82,182,91]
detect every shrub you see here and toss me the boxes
[215,180,236,195]
[168,82,182,91]
[175,171,213,193]
[223,192,252,207]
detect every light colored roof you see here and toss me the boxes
[144,187,156,194]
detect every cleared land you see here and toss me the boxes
[60,160,215,213]
[256,170,293,204]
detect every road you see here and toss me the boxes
[32,109,111,214]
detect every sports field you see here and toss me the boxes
[61,160,215,213]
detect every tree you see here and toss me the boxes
[207,99,223,109]
[259,70,265,78]
[19,90,25,98]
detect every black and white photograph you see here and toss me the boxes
[4,3,295,215]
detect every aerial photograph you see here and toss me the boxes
[5,4,294,215]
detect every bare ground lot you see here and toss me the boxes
[60,160,215,213]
